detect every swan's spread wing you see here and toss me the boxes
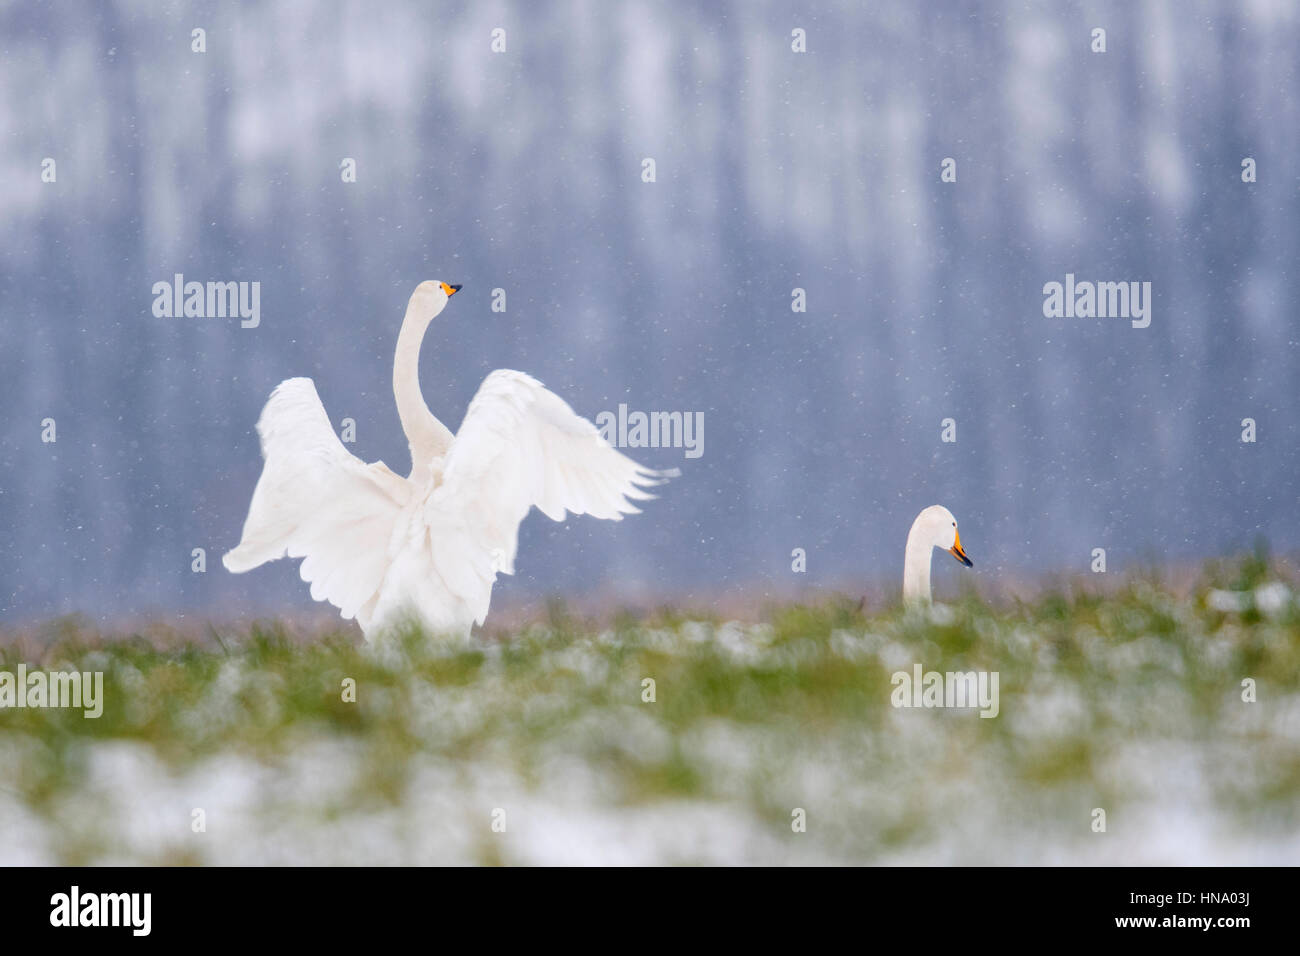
[223,377,408,621]
[423,369,673,623]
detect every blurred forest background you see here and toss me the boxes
[1,0,1296,625]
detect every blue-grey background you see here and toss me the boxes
[2,0,1297,624]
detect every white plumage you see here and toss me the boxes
[902,505,973,604]
[223,280,672,640]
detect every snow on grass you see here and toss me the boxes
[1,559,1297,864]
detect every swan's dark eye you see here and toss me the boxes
[952,522,956,527]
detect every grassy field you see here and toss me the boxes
[1,554,1297,865]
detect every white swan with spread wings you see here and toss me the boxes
[223,281,672,640]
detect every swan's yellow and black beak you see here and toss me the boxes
[949,529,973,567]
[440,283,462,297]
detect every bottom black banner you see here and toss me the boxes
[0,865,1274,943]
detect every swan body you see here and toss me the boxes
[903,505,973,604]
[223,281,672,640]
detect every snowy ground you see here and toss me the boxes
[1,564,1297,865]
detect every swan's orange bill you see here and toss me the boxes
[441,283,462,297]
[949,528,973,567]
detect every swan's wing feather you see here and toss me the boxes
[424,370,674,623]
[222,377,407,622]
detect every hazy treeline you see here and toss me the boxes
[1,1,1296,622]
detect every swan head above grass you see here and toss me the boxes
[903,505,973,605]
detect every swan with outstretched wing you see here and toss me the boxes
[223,281,673,640]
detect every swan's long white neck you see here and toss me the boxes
[392,301,445,473]
[903,518,934,605]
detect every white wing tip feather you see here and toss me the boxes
[638,466,680,484]
[221,549,252,573]
[622,466,678,503]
